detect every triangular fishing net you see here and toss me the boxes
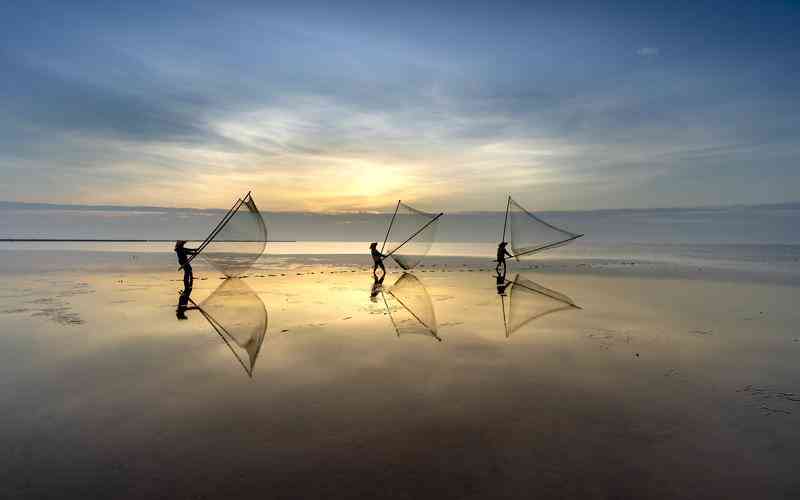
[382,201,442,270]
[505,196,582,259]
[501,274,579,337]
[383,273,441,341]
[188,192,268,277]
[196,278,267,377]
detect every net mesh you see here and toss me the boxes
[502,274,579,337]
[196,193,268,277]
[384,273,440,341]
[507,197,581,259]
[383,202,441,270]
[197,278,268,377]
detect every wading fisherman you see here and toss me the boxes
[495,241,513,274]
[370,242,386,278]
[175,240,199,292]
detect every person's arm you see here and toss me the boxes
[186,247,199,255]
[505,249,513,258]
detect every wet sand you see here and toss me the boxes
[1,251,799,499]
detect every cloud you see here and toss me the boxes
[0,3,799,211]
[636,47,660,57]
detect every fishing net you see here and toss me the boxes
[506,196,582,259]
[187,192,268,277]
[382,201,442,270]
[383,273,441,341]
[501,274,579,337]
[195,278,268,377]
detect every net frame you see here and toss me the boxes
[502,196,583,260]
[381,200,443,270]
[181,192,268,277]
[500,274,580,337]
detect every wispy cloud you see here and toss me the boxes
[0,1,798,211]
[636,47,660,57]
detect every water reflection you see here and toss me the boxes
[498,273,581,338]
[369,274,385,302]
[495,268,509,296]
[381,273,441,342]
[189,278,268,377]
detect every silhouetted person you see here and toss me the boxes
[370,273,385,302]
[370,242,386,278]
[176,287,199,320]
[496,241,513,274]
[175,240,198,291]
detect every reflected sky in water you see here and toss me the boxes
[1,260,799,499]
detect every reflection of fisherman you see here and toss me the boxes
[370,242,386,278]
[495,241,513,274]
[175,240,199,291]
[370,274,385,302]
[176,287,199,320]
[495,268,509,295]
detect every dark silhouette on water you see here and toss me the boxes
[495,267,509,296]
[176,287,199,320]
[495,241,513,274]
[175,240,198,290]
[370,273,385,302]
[370,242,386,278]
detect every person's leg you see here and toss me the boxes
[379,261,386,276]
[183,265,194,291]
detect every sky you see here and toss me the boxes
[1,0,799,212]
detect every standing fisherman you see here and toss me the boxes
[175,240,199,292]
[370,242,386,278]
[496,241,513,274]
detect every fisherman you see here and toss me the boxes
[496,241,513,274]
[370,242,386,278]
[175,240,199,292]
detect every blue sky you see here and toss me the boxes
[1,0,798,211]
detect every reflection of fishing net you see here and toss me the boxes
[195,278,267,377]
[383,273,440,341]
[505,196,582,259]
[187,192,268,277]
[382,201,442,270]
[502,274,579,337]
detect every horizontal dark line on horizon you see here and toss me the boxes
[0,239,296,243]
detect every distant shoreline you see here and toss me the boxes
[0,239,296,243]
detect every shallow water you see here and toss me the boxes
[1,254,799,499]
